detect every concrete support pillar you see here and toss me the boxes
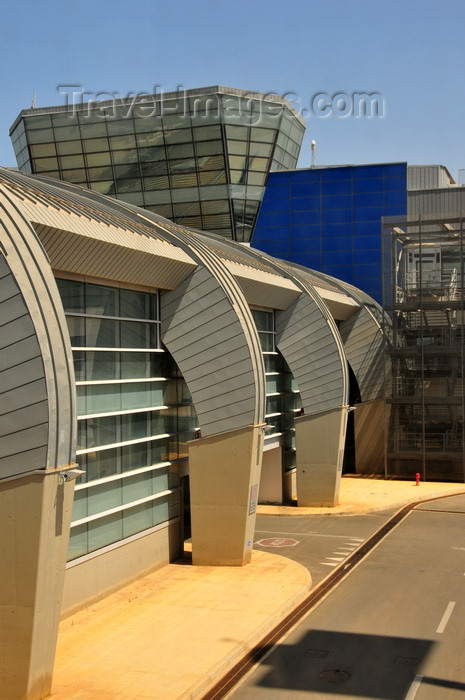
[0,470,76,700]
[295,406,348,507]
[188,425,264,566]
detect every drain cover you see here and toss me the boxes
[319,669,351,683]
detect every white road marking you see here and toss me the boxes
[405,674,423,700]
[436,601,456,634]
[326,556,345,561]
[452,546,465,551]
[321,562,338,567]
[254,530,365,541]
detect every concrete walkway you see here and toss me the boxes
[258,474,465,516]
[49,478,465,700]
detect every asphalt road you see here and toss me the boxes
[229,494,465,699]
[254,508,397,587]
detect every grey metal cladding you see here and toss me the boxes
[232,274,299,310]
[276,292,346,415]
[0,257,48,476]
[408,188,465,217]
[2,169,266,439]
[407,165,453,191]
[161,264,264,437]
[33,223,195,291]
[339,307,385,401]
[238,247,349,414]
[294,266,388,400]
[136,212,266,434]
[0,401,48,439]
[0,187,76,478]
[1,168,196,290]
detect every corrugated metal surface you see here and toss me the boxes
[232,273,300,310]
[2,181,197,290]
[313,286,359,321]
[338,307,385,401]
[206,242,351,415]
[1,170,149,234]
[17,198,193,261]
[0,255,49,477]
[34,223,196,291]
[408,187,465,216]
[0,187,76,478]
[1,168,195,263]
[224,260,301,310]
[200,235,352,415]
[161,265,263,436]
[156,215,353,426]
[153,217,265,437]
[197,229,343,295]
[278,260,343,294]
[407,165,454,191]
[0,171,266,438]
[295,266,388,401]
[1,167,378,440]
[276,292,347,414]
[197,232,280,275]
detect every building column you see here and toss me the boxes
[0,469,77,700]
[295,406,348,507]
[188,425,264,566]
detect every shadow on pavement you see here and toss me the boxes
[249,628,434,698]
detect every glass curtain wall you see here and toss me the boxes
[11,90,304,242]
[56,278,197,560]
[251,308,302,471]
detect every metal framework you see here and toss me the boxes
[382,214,465,481]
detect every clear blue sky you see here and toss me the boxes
[2,0,464,180]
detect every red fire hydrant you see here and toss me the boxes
[415,472,421,486]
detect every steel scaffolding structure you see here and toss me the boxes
[382,214,465,481]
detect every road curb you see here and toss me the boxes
[181,567,312,700]
[257,488,465,517]
[203,490,465,699]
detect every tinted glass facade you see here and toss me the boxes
[251,308,302,471]
[57,278,197,561]
[10,87,305,241]
[252,163,408,302]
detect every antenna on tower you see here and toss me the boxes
[31,92,36,109]
[311,139,316,168]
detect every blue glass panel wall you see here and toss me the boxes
[251,163,407,303]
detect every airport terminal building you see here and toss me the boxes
[0,167,386,698]
[9,85,305,242]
